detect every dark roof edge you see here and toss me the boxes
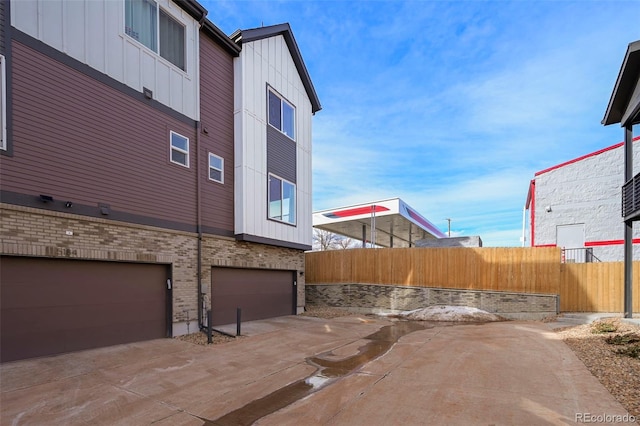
[602,40,640,126]
[172,0,240,57]
[232,23,322,113]
[202,20,241,56]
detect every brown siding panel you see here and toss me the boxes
[199,34,235,234]
[0,40,197,225]
[0,0,5,55]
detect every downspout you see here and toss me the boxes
[196,10,207,331]
[196,120,204,330]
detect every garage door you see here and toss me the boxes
[211,268,295,326]
[1,257,169,362]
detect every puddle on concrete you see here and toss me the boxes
[203,320,436,426]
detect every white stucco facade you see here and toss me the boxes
[528,139,640,261]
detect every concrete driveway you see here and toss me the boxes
[0,315,633,425]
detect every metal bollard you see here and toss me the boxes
[207,309,213,344]
[236,307,241,336]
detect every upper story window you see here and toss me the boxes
[0,55,5,150]
[170,131,189,167]
[268,89,295,140]
[208,153,224,184]
[268,174,296,225]
[124,0,185,71]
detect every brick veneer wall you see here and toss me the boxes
[1,204,305,335]
[306,283,558,320]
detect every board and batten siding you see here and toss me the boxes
[199,32,234,235]
[10,0,199,121]
[1,40,197,226]
[234,35,313,247]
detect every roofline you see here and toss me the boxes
[602,40,640,126]
[534,136,640,177]
[231,23,322,114]
[201,20,241,56]
[313,197,401,215]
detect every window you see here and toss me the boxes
[0,55,5,150]
[268,174,296,225]
[124,0,185,71]
[170,131,189,167]
[208,153,224,183]
[268,89,295,140]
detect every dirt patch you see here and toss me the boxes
[175,330,242,346]
[557,318,640,421]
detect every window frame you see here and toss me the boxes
[169,131,189,168]
[267,173,297,226]
[267,88,296,141]
[0,55,5,151]
[208,152,224,184]
[123,0,186,71]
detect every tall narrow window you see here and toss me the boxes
[159,9,185,71]
[124,0,157,52]
[268,174,296,225]
[124,0,186,71]
[267,89,295,140]
[170,131,189,167]
[0,55,5,150]
[208,153,224,183]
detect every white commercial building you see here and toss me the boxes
[524,137,640,261]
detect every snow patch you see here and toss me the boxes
[400,305,505,322]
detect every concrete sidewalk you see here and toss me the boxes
[0,315,634,425]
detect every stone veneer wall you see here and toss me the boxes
[306,283,558,320]
[1,204,305,335]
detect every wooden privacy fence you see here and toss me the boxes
[305,247,640,313]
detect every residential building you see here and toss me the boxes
[0,0,320,361]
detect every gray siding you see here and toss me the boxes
[199,33,234,234]
[0,39,197,226]
[267,125,297,184]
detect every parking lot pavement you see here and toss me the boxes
[1,316,634,425]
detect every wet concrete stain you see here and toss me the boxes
[203,320,436,426]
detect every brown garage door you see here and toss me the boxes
[211,268,295,326]
[1,257,169,362]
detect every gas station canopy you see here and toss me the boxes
[313,198,446,248]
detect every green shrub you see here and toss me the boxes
[591,321,618,334]
[615,344,640,359]
[605,333,640,345]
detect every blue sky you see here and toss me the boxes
[205,0,640,246]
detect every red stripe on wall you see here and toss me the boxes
[585,239,640,247]
[534,136,640,177]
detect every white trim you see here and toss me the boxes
[0,55,5,151]
[208,152,224,184]
[170,131,189,168]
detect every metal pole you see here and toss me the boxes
[362,224,366,248]
[623,124,633,319]
[446,218,451,237]
[207,310,213,344]
[236,307,242,336]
